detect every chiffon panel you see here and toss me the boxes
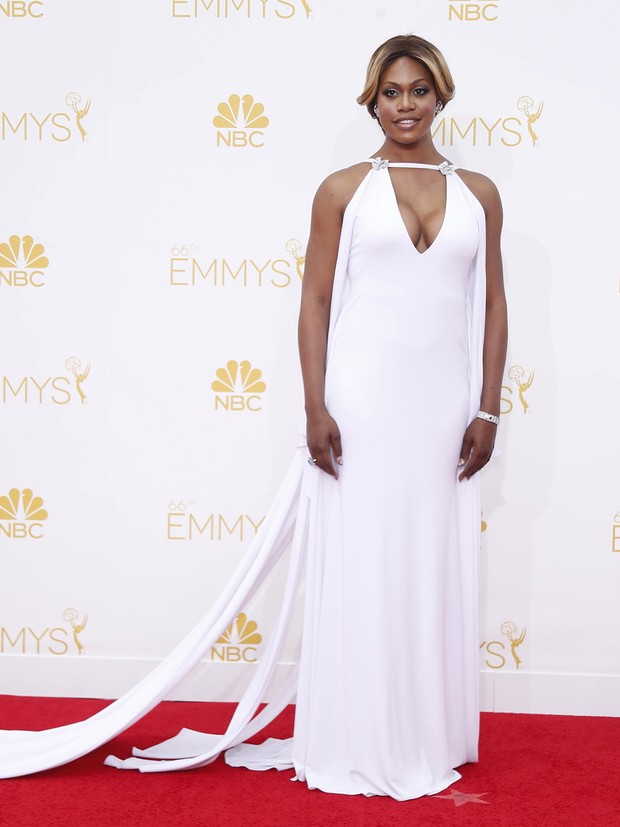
[0,163,487,801]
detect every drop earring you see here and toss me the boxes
[373,104,379,117]
[435,102,443,115]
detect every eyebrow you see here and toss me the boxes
[380,77,430,86]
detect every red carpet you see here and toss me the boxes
[1,696,619,826]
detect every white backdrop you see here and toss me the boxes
[2,0,619,716]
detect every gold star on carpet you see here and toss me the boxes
[434,790,490,806]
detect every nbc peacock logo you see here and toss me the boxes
[0,488,48,540]
[213,94,269,148]
[211,359,266,412]
[211,612,262,663]
[0,235,49,287]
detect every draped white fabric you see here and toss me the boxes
[0,165,488,798]
[0,452,306,778]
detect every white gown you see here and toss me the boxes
[0,160,487,801]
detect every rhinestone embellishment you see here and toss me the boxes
[371,157,389,170]
[438,161,456,176]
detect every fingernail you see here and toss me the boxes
[336,457,343,465]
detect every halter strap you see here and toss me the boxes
[366,158,457,175]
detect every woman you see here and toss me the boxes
[289,34,506,798]
[0,35,506,801]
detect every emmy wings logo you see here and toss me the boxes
[167,499,264,541]
[500,364,534,415]
[210,612,262,663]
[214,94,269,148]
[0,488,48,539]
[0,608,87,655]
[285,239,305,280]
[0,1,44,18]
[448,0,499,22]
[433,95,544,148]
[613,512,620,553]
[0,234,49,287]
[168,240,304,287]
[516,96,544,146]
[480,620,527,670]
[172,0,312,20]
[64,91,91,142]
[1,91,91,142]
[2,357,91,406]
[212,360,266,411]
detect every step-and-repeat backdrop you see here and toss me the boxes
[2,0,619,715]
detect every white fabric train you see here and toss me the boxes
[0,163,487,792]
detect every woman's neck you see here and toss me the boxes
[374,137,446,165]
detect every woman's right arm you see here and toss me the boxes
[298,172,353,479]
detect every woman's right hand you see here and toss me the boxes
[306,410,343,479]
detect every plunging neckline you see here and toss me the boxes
[367,159,453,256]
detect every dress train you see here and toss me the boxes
[0,451,308,778]
[0,163,488,795]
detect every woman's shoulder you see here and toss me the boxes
[313,162,371,212]
[455,167,502,213]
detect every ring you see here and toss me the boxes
[307,457,317,466]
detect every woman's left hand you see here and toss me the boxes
[458,418,497,481]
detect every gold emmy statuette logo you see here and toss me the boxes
[213,94,269,148]
[613,512,620,553]
[480,620,527,670]
[0,1,44,18]
[447,0,498,22]
[63,608,88,655]
[65,357,90,404]
[0,488,48,539]
[2,358,90,405]
[501,621,527,669]
[211,612,262,662]
[481,513,487,532]
[517,96,543,146]
[212,359,266,412]
[433,95,544,149]
[285,239,305,281]
[65,92,91,142]
[301,0,311,16]
[0,234,49,287]
[508,365,534,414]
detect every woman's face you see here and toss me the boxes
[374,56,438,145]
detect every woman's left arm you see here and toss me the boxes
[458,174,508,481]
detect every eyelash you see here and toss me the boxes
[382,87,428,98]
